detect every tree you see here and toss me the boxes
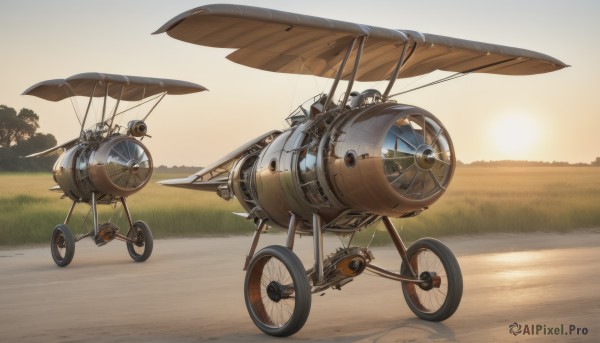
[0,105,40,148]
[592,157,600,167]
[0,105,56,171]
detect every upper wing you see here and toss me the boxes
[22,72,207,102]
[154,4,567,82]
[153,4,408,81]
[159,130,281,191]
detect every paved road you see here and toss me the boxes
[1,231,598,342]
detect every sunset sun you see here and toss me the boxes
[489,112,541,159]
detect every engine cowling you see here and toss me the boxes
[53,135,153,203]
[249,103,454,230]
[325,103,454,217]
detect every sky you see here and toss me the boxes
[1,0,599,166]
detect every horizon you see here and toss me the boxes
[1,1,598,166]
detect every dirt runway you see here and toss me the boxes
[1,230,598,342]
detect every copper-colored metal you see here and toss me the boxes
[365,264,425,283]
[151,4,566,337]
[382,216,416,277]
[243,219,267,271]
[24,73,206,266]
[53,135,153,203]
[286,213,298,249]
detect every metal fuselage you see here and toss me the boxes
[229,102,455,234]
[53,134,153,204]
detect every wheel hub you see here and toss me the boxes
[56,235,65,249]
[417,271,441,291]
[94,223,119,246]
[266,281,284,302]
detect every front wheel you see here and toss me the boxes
[126,220,153,262]
[401,238,462,321]
[244,245,311,337]
[51,224,75,267]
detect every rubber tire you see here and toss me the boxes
[126,220,153,262]
[244,245,311,337]
[401,238,462,321]
[51,224,75,267]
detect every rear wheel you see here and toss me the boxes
[51,224,75,267]
[244,245,311,337]
[126,220,153,262]
[401,238,462,321]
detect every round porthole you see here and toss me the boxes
[344,151,357,167]
[269,158,277,172]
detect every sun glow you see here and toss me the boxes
[489,111,541,159]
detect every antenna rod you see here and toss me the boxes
[323,37,357,113]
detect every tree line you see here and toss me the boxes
[460,159,600,167]
[0,105,57,171]
[1,103,599,172]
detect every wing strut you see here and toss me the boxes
[100,82,109,124]
[388,58,517,98]
[323,37,358,113]
[340,36,366,111]
[107,84,125,130]
[382,41,413,101]
[79,83,98,138]
[142,92,167,121]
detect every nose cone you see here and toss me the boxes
[327,103,455,218]
[382,116,454,200]
[88,136,153,197]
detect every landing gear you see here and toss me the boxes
[50,197,153,266]
[241,216,462,336]
[244,245,311,337]
[401,238,463,321]
[126,220,153,262]
[50,224,75,267]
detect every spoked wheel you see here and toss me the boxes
[51,224,75,267]
[401,238,462,321]
[244,245,311,337]
[126,220,153,262]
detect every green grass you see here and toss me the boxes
[1,167,600,246]
[354,167,600,245]
[0,172,255,246]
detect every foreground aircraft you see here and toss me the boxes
[154,4,566,337]
[23,73,206,266]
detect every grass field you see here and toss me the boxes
[1,167,599,246]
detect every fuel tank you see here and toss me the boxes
[53,135,152,203]
[248,103,454,230]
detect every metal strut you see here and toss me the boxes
[142,92,167,121]
[243,219,267,271]
[100,82,109,125]
[91,192,99,237]
[382,41,410,101]
[64,201,77,225]
[340,35,366,111]
[286,212,298,249]
[381,216,416,277]
[107,84,125,130]
[323,37,358,113]
[79,83,98,138]
[312,212,324,285]
[120,197,134,231]
[387,57,517,99]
